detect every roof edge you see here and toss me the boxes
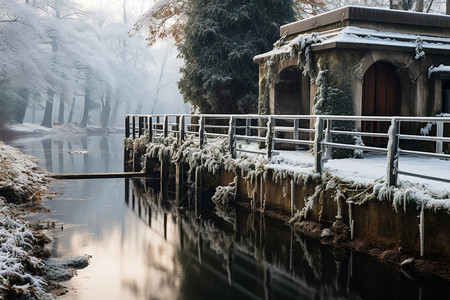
[280,6,450,37]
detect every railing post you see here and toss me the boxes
[245,118,251,136]
[179,115,185,144]
[132,116,136,139]
[138,116,144,137]
[324,119,332,160]
[199,116,205,148]
[436,121,443,154]
[148,116,153,141]
[229,116,236,158]
[387,118,399,187]
[163,115,168,138]
[266,116,274,159]
[125,115,130,138]
[293,118,299,140]
[314,116,324,174]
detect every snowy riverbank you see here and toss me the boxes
[0,141,89,299]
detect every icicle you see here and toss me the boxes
[419,203,425,257]
[348,201,354,240]
[290,179,295,217]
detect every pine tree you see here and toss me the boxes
[178,0,295,113]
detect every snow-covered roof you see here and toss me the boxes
[280,6,450,38]
[428,64,450,78]
[254,26,450,62]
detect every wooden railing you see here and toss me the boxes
[125,114,450,187]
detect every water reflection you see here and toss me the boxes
[128,180,450,300]
[9,134,450,300]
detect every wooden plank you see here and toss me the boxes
[48,172,156,179]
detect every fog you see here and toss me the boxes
[0,0,189,130]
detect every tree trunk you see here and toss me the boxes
[80,71,93,128]
[41,88,54,128]
[100,86,112,128]
[15,88,29,124]
[68,96,75,123]
[80,89,91,128]
[58,91,65,124]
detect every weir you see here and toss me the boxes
[123,113,450,261]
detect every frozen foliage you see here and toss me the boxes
[290,33,324,76]
[0,141,49,204]
[420,122,434,136]
[44,256,90,282]
[0,202,53,299]
[131,121,450,225]
[178,0,295,113]
[211,181,237,226]
[414,36,425,59]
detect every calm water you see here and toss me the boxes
[10,133,450,300]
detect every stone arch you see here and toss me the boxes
[273,66,310,115]
[355,52,419,117]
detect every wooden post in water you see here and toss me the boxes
[176,162,186,206]
[124,179,129,205]
[160,158,168,199]
[148,116,153,142]
[195,166,202,218]
[132,146,140,172]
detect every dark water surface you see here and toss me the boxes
[11,134,450,300]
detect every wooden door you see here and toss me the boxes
[362,62,400,146]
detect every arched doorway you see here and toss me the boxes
[274,66,310,145]
[274,66,306,115]
[362,62,400,145]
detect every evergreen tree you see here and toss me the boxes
[178,0,295,113]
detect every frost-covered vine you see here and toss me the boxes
[290,33,324,77]
[415,36,425,60]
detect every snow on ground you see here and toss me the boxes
[0,200,53,299]
[0,141,49,204]
[0,141,54,298]
[8,123,116,139]
[237,141,450,212]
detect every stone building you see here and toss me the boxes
[254,6,450,121]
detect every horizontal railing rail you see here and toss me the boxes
[125,114,450,187]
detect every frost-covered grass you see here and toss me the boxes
[0,141,55,298]
[0,198,53,299]
[0,141,49,204]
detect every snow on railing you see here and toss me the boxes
[125,114,450,187]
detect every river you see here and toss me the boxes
[10,133,450,300]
